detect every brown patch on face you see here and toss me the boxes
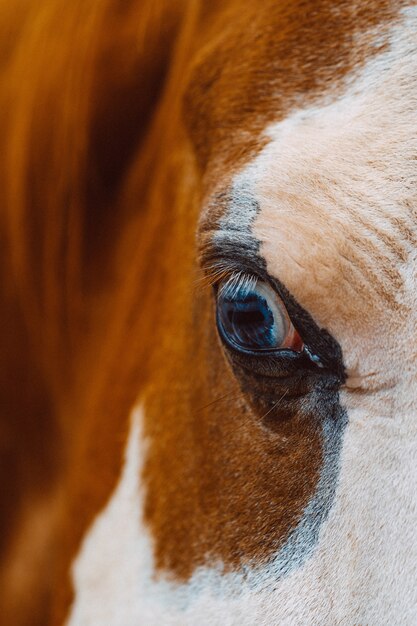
[143,275,324,579]
[184,0,407,183]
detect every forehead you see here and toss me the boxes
[197,4,417,383]
[185,0,406,175]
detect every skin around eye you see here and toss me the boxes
[217,276,304,353]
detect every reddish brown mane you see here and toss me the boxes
[0,1,190,622]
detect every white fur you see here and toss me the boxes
[250,7,417,388]
[69,9,417,625]
[68,401,417,625]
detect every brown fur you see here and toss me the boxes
[184,0,404,185]
[143,280,323,578]
[0,0,408,623]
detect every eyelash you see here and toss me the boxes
[217,271,258,298]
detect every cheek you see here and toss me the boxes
[140,285,341,582]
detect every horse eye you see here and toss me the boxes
[216,277,304,353]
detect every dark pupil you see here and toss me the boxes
[219,291,278,350]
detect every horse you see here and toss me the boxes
[0,0,416,624]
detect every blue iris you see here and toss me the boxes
[217,281,287,352]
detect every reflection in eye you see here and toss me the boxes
[216,274,304,353]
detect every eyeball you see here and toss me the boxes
[216,275,303,353]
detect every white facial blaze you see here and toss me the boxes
[69,9,417,626]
